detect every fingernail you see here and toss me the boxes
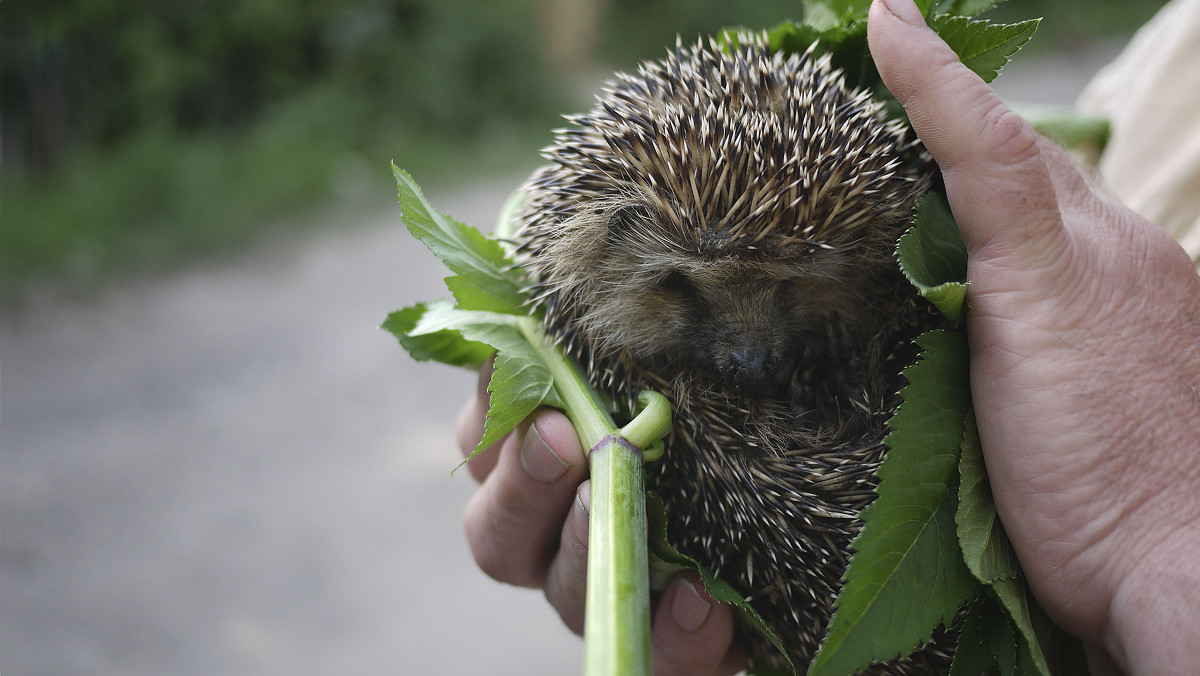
[671,577,713,633]
[881,0,926,26]
[520,421,570,483]
[575,481,590,520]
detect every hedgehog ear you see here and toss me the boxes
[606,204,650,243]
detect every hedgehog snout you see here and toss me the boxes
[722,345,794,397]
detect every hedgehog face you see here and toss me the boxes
[515,33,931,408]
[557,199,877,400]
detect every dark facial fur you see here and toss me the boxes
[597,199,902,406]
[514,33,947,672]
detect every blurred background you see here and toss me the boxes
[0,0,1170,673]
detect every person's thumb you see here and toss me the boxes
[867,0,1067,267]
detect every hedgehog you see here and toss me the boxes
[512,33,951,673]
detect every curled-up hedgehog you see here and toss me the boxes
[513,33,951,673]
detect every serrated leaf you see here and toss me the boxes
[409,301,527,350]
[981,593,1020,676]
[992,577,1055,676]
[408,302,556,462]
[945,600,993,672]
[957,411,1022,583]
[381,303,494,366]
[393,164,527,313]
[880,330,972,482]
[897,193,969,321]
[949,594,1001,676]
[959,418,1088,675]
[812,480,975,675]
[645,493,796,675]
[474,343,554,459]
[932,16,1040,84]
[809,330,976,676]
[445,274,530,314]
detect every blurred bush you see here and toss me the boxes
[2,0,567,295]
[0,0,1168,297]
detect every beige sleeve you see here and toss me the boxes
[1075,0,1200,267]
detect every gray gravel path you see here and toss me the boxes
[2,180,583,675]
[1,43,1120,676]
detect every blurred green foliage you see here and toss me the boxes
[2,0,567,295]
[0,0,1169,297]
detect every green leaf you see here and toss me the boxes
[956,411,1022,583]
[982,597,1020,676]
[409,301,527,348]
[880,330,973,482]
[388,169,666,676]
[475,343,555,459]
[393,164,527,313]
[381,303,494,366]
[950,594,1003,676]
[493,187,524,242]
[897,192,969,321]
[406,301,554,460]
[809,330,976,676]
[444,274,531,314]
[932,16,1040,84]
[950,591,1033,676]
[970,579,1090,676]
[645,493,796,675]
[995,584,1090,676]
[993,577,1058,676]
[776,6,876,78]
[958,415,1089,675]
[812,482,975,675]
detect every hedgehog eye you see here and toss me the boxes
[607,204,651,243]
[658,269,697,297]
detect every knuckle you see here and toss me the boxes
[982,105,1040,165]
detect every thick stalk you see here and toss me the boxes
[586,436,651,675]
[517,318,652,676]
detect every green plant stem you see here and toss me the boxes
[518,317,614,445]
[587,436,652,676]
[517,316,653,676]
[620,391,672,450]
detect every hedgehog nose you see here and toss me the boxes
[726,348,787,396]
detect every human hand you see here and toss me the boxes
[869,0,1200,673]
[456,359,746,676]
